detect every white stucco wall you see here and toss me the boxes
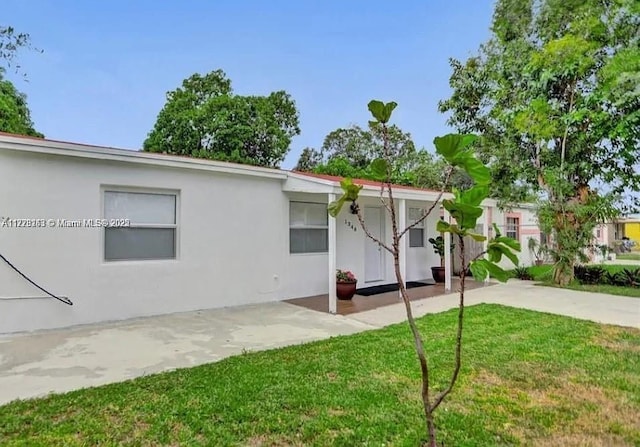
[283,192,328,299]
[488,205,541,268]
[0,150,291,333]
[405,202,441,282]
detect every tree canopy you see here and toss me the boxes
[439,0,639,283]
[0,69,42,137]
[0,26,34,75]
[295,122,472,191]
[143,70,300,168]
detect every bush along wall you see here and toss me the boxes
[573,265,640,288]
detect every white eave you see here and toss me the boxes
[284,172,453,202]
[0,134,288,181]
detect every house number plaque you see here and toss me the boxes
[344,219,357,232]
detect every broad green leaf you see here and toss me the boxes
[467,232,487,242]
[368,100,397,123]
[382,101,398,123]
[460,157,491,185]
[460,134,479,149]
[492,223,502,237]
[328,197,347,217]
[339,178,353,190]
[368,100,385,122]
[501,247,519,266]
[459,185,489,206]
[434,133,478,163]
[469,260,488,282]
[434,134,463,161]
[487,246,503,263]
[443,200,483,230]
[489,241,519,266]
[436,220,451,233]
[370,158,389,180]
[339,178,363,201]
[495,236,521,252]
[475,259,509,282]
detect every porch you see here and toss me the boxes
[285,279,489,315]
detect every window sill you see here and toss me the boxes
[101,258,179,266]
[289,252,329,257]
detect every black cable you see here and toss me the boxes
[0,252,73,305]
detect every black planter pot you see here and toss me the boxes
[431,266,445,283]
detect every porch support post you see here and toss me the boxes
[398,198,407,299]
[328,193,337,314]
[483,206,491,284]
[444,207,452,292]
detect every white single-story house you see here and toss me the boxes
[0,133,540,334]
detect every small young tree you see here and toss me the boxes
[329,100,520,446]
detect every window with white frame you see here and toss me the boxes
[289,202,328,254]
[104,190,177,261]
[409,207,425,247]
[506,217,520,240]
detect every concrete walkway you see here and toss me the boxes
[0,281,638,405]
[604,259,640,266]
[346,280,640,329]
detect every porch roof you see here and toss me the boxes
[284,171,451,202]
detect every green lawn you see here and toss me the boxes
[523,264,640,298]
[1,305,639,446]
[618,253,640,261]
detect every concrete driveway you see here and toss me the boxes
[347,280,640,329]
[0,302,374,405]
[1,281,638,406]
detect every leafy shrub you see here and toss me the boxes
[614,269,640,287]
[573,265,606,285]
[575,265,640,287]
[604,272,622,286]
[512,266,534,280]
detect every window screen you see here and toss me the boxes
[409,207,425,247]
[104,191,177,261]
[290,202,328,254]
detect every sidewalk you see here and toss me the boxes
[346,280,640,329]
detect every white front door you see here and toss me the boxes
[364,207,385,282]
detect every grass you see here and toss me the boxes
[519,264,640,298]
[618,253,640,261]
[1,305,639,446]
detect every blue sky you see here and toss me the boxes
[3,0,494,169]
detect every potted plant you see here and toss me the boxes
[336,269,358,300]
[527,237,547,266]
[428,235,454,283]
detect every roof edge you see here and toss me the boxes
[0,133,288,180]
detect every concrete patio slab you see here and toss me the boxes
[0,301,374,405]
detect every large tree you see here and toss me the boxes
[144,70,300,168]
[0,26,42,137]
[1,26,34,75]
[295,123,472,190]
[439,0,639,283]
[0,69,42,137]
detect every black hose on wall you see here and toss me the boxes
[0,252,73,305]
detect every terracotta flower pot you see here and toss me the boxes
[336,281,357,300]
